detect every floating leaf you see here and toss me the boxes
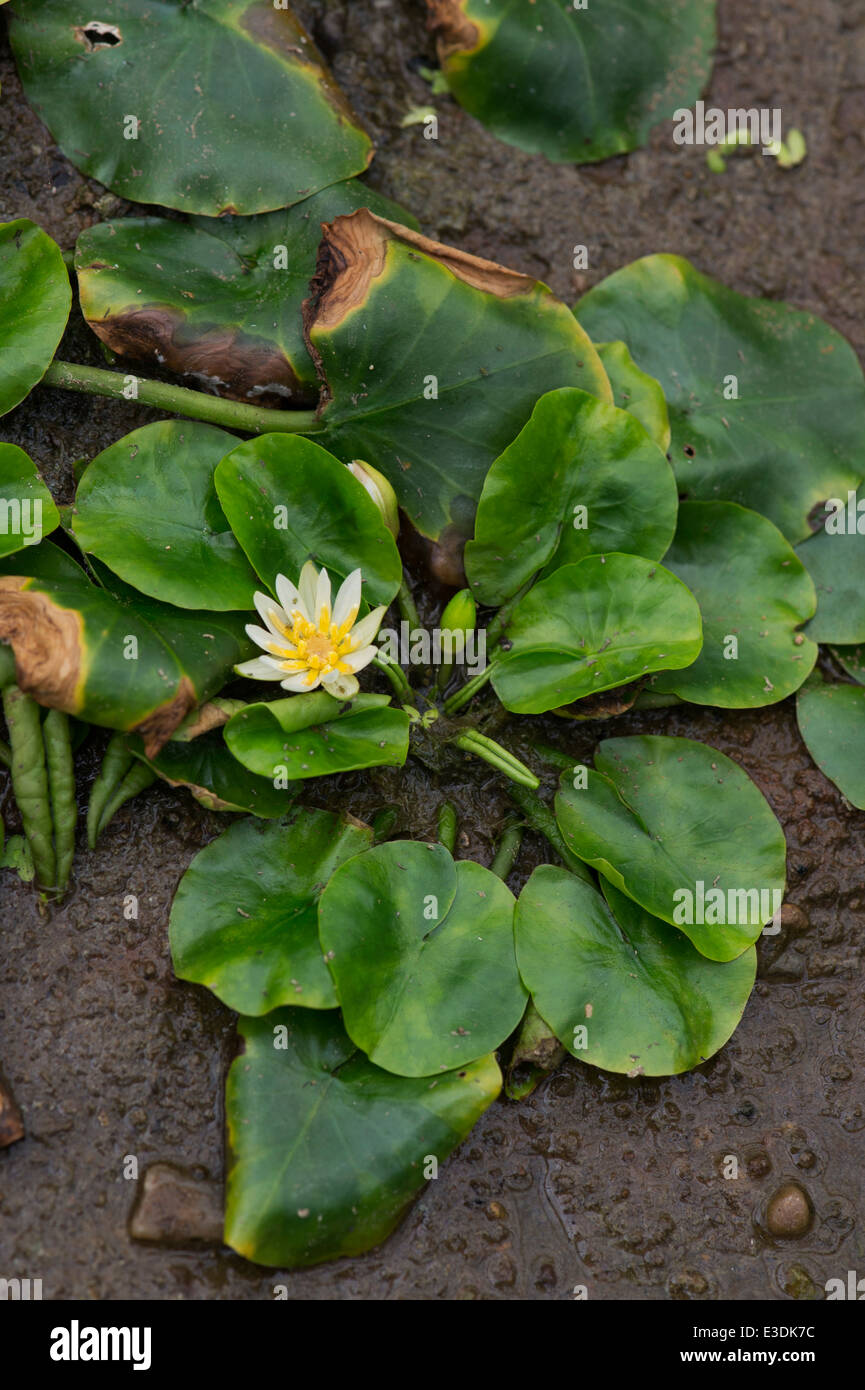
[9,1,373,216]
[225,691,410,781]
[595,341,671,450]
[225,1008,500,1266]
[132,729,294,819]
[577,255,865,542]
[465,388,677,606]
[796,674,865,809]
[75,182,416,405]
[830,644,865,684]
[214,434,401,608]
[554,735,787,961]
[170,809,371,1014]
[490,555,702,715]
[651,501,817,706]
[0,565,194,753]
[427,0,716,164]
[514,866,756,1076]
[305,210,611,540]
[318,839,526,1077]
[72,420,258,611]
[796,514,865,644]
[0,444,60,557]
[0,218,71,418]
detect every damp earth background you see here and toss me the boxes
[1,0,864,1300]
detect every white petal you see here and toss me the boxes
[332,568,362,631]
[253,591,289,639]
[275,572,304,621]
[340,644,378,674]
[314,566,332,627]
[280,670,321,693]
[235,657,280,681]
[322,670,359,699]
[245,622,292,656]
[348,605,386,650]
[298,560,318,619]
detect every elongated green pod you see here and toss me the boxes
[2,686,55,890]
[43,709,77,894]
[87,732,134,850]
[97,761,157,840]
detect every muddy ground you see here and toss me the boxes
[1,0,864,1300]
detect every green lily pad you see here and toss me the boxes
[514,866,756,1076]
[225,1008,500,1267]
[225,691,410,781]
[796,674,865,809]
[318,840,526,1077]
[0,444,60,557]
[651,501,817,707]
[577,255,865,543]
[306,210,611,540]
[0,218,71,418]
[72,420,258,611]
[595,341,671,450]
[490,554,702,715]
[214,434,401,608]
[132,729,295,819]
[465,388,678,606]
[170,808,372,1014]
[427,0,716,165]
[554,734,787,961]
[75,182,416,405]
[0,566,194,753]
[796,514,865,644]
[830,645,865,684]
[9,1,373,216]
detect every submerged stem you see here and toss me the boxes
[442,661,496,715]
[436,801,457,853]
[43,361,321,436]
[396,574,420,630]
[490,816,523,881]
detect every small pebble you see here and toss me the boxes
[766,1181,812,1238]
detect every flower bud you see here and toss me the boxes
[347,459,399,539]
[440,588,477,635]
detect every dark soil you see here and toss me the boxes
[1,0,864,1300]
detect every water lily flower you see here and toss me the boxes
[235,561,386,700]
[347,459,400,539]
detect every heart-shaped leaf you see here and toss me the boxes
[170,808,372,1014]
[796,673,865,809]
[0,565,193,753]
[0,444,60,556]
[554,734,787,961]
[225,1008,500,1267]
[427,0,716,165]
[577,255,865,542]
[0,218,71,418]
[595,341,671,450]
[796,512,865,644]
[305,210,611,540]
[72,421,258,611]
[318,840,527,1076]
[9,1,372,215]
[89,559,254,708]
[651,501,817,706]
[465,388,678,606]
[214,434,401,608]
[75,182,416,405]
[490,555,702,715]
[132,729,295,819]
[514,866,756,1076]
[830,645,865,684]
[225,691,410,781]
